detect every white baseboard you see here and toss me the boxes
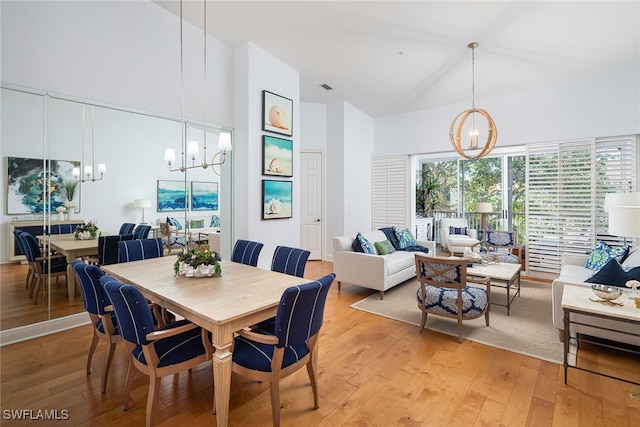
[0,312,91,346]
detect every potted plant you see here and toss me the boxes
[74,221,99,240]
[416,169,440,218]
[174,244,222,278]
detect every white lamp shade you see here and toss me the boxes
[218,132,232,151]
[606,192,640,237]
[476,202,493,213]
[72,167,80,178]
[97,163,107,174]
[164,148,176,163]
[604,192,640,212]
[84,165,92,175]
[134,199,151,209]
[187,140,199,157]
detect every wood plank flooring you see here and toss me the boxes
[1,261,639,426]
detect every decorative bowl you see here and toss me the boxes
[591,284,622,301]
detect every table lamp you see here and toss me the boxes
[605,192,640,240]
[134,199,151,224]
[476,202,493,231]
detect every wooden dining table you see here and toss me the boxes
[38,233,102,306]
[102,256,308,427]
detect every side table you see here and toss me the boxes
[561,285,640,386]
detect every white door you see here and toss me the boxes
[300,151,323,260]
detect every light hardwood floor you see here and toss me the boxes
[1,261,639,426]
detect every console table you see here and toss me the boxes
[7,219,85,261]
[562,284,640,386]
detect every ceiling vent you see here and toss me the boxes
[320,83,333,91]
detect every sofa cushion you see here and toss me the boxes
[190,219,205,229]
[586,259,631,287]
[585,241,629,270]
[449,226,467,235]
[448,235,478,247]
[375,240,396,255]
[394,227,416,249]
[386,252,414,276]
[355,232,377,255]
[557,264,594,283]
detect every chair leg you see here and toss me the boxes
[337,281,341,291]
[457,318,463,343]
[123,360,137,411]
[32,278,42,304]
[87,330,99,374]
[378,291,384,300]
[146,375,161,427]
[419,311,427,332]
[484,310,490,326]
[306,350,319,409]
[269,380,281,427]
[101,342,117,393]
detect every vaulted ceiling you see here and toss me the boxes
[155,1,640,118]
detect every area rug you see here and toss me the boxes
[350,279,563,364]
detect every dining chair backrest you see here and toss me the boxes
[72,259,107,315]
[101,276,155,346]
[273,273,335,348]
[231,239,264,267]
[271,245,311,278]
[13,229,27,256]
[117,238,164,263]
[98,234,134,266]
[20,232,42,262]
[133,225,152,240]
[118,223,136,235]
[49,223,79,234]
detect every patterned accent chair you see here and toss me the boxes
[483,230,521,264]
[231,239,264,267]
[101,277,213,427]
[414,254,491,343]
[118,223,136,235]
[159,222,186,255]
[71,259,120,393]
[117,238,164,263]
[440,218,480,256]
[232,273,335,427]
[271,246,311,278]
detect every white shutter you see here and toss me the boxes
[526,136,637,275]
[372,156,410,230]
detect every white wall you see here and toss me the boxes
[232,43,301,269]
[374,68,640,156]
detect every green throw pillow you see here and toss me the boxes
[375,240,396,255]
[190,219,205,229]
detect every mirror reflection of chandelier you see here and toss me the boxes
[449,42,497,159]
[73,104,106,182]
[164,0,232,173]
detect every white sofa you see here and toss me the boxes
[440,218,479,255]
[332,230,436,299]
[551,251,640,346]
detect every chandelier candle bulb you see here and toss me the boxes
[187,140,199,158]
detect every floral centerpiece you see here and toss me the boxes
[174,244,222,278]
[74,221,99,240]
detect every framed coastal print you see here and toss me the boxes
[262,90,293,137]
[262,179,292,220]
[6,156,81,215]
[191,181,218,211]
[157,180,188,212]
[262,135,293,177]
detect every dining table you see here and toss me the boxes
[102,256,308,427]
[38,233,102,306]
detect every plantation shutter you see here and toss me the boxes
[372,156,410,230]
[526,136,637,275]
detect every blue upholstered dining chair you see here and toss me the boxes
[118,223,136,235]
[232,273,335,427]
[100,276,213,427]
[93,233,134,266]
[20,231,67,304]
[71,259,121,393]
[13,229,32,290]
[117,238,164,263]
[231,239,264,267]
[271,246,311,278]
[414,253,491,343]
[49,223,80,234]
[133,224,152,240]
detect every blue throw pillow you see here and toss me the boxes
[584,241,629,271]
[394,227,416,249]
[585,259,630,287]
[210,215,220,227]
[449,226,467,235]
[355,232,376,255]
[167,217,183,230]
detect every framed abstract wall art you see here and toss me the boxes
[262,135,293,177]
[190,181,218,211]
[262,179,292,220]
[262,90,293,137]
[157,180,188,212]
[6,156,81,215]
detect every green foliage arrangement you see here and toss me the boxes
[174,245,222,277]
[62,180,78,202]
[74,221,99,240]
